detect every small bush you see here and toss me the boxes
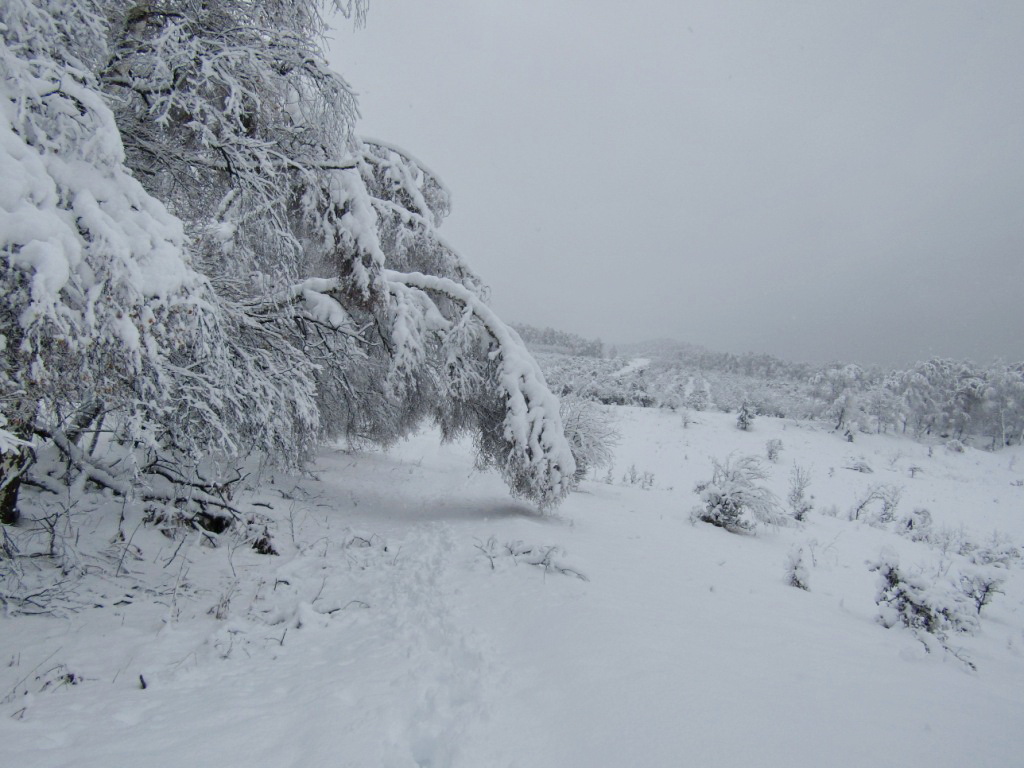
[820,504,840,518]
[692,454,782,532]
[787,464,813,521]
[786,546,810,590]
[968,531,1021,568]
[736,404,755,431]
[765,439,783,462]
[898,507,933,541]
[621,464,655,489]
[848,483,903,523]
[958,569,1004,615]
[869,550,978,637]
[559,395,620,481]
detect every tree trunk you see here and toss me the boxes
[0,475,21,525]
[0,448,31,526]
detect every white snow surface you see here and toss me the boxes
[3,408,1024,767]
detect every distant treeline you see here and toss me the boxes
[618,339,816,382]
[520,328,1024,450]
[512,324,603,358]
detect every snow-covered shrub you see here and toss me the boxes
[765,439,783,462]
[787,465,813,521]
[786,546,810,590]
[684,388,709,412]
[968,532,1021,568]
[898,508,933,541]
[559,395,619,482]
[958,569,1004,615]
[848,484,902,523]
[736,404,755,431]
[622,464,655,490]
[876,485,903,524]
[692,455,783,532]
[821,504,840,518]
[924,525,990,561]
[869,550,978,637]
[945,439,966,454]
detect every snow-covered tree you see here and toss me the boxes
[1,0,308,522]
[1,0,575,524]
[981,364,1024,448]
[735,403,755,431]
[810,363,865,432]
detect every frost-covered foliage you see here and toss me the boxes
[559,395,619,481]
[1,0,574,522]
[692,454,783,532]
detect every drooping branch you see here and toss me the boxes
[383,269,576,507]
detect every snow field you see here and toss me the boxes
[3,407,1024,767]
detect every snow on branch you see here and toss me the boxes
[383,270,576,508]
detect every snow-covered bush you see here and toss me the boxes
[958,569,1004,615]
[967,532,1021,568]
[622,464,655,490]
[897,507,933,542]
[869,550,978,637]
[692,455,783,532]
[787,464,813,521]
[786,545,810,590]
[765,439,783,462]
[559,395,619,481]
[684,387,709,412]
[848,484,903,523]
[736,404,755,431]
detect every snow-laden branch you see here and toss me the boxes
[243,277,364,336]
[383,270,576,508]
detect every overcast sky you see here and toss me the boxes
[327,1,1024,368]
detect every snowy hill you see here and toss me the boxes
[3,407,1024,767]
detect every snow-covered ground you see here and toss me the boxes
[4,408,1024,767]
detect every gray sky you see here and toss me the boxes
[327,1,1024,368]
